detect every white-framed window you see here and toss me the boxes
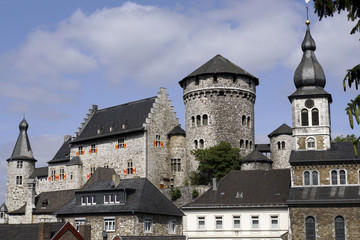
[307,137,316,150]
[331,169,347,185]
[144,218,153,233]
[233,216,240,229]
[215,216,223,229]
[81,195,96,205]
[198,216,205,230]
[171,158,181,172]
[104,217,116,232]
[16,160,23,169]
[251,216,259,229]
[127,160,134,175]
[168,219,176,234]
[16,176,22,185]
[118,138,125,148]
[90,144,96,153]
[51,169,56,181]
[303,170,319,186]
[155,135,161,147]
[271,215,279,229]
[60,168,65,180]
[75,218,86,231]
[90,166,96,176]
[78,146,83,155]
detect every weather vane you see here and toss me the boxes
[305,0,310,25]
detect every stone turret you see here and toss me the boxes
[6,118,37,213]
[288,21,332,151]
[179,54,259,173]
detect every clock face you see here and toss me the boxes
[305,99,314,108]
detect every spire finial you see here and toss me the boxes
[305,0,310,25]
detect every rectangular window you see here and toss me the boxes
[198,216,205,230]
[144,218,153,233]
[168,219,176,234]
[127,161,133,175]
[75,218,86,232]
[171,158,181,172]
[60,168,65,180]
[90,166,96,176]
[51,170,56,181]
[104,194,109,204]
[215,216,223,229]
[252,216,259,229]
[16,161,23,169]
[90,144,97,153]
[271,216,279,229]
[78,146,84,155]
[118,138,125,148]
[16,176,22,185]
[104,217,116,231]
[233,216,240,229]
[154,135,161,147]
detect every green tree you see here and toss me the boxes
[313,0,360,154]
[333,134,358,142]
[190,141,241,185]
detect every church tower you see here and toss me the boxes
[5,118,36,212]
[288,20,332,151]
[179,55,259,173]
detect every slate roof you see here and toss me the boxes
[33,189,76,214]
[168,125,185,136]
[242,150,272,163]
[288,86,332,102]
[0,222,65,240]
[71,97,156,143]
[81,167,116,190]
[290,142,360,165]
[66,156,83,166]
[48,139,71,164]
[56,178,184,217]
[29,166,48,179]
[255,144,270,152]
[268,123,292,138]
[288,186,360,205]
[9,204,26,215]
[179,54,259,86]
[7,118,36,162]
[182,170,290,209]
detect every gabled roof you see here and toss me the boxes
[66,156,83,166]
[0,222,64,240]
[33,189,76,214]
[71,97,156,143]
[7,118,36,162]
[81,167,116,190]
[29,166,48,179]
[179,54,258,86]
[168,125,185,136]
[48,139,71,164]
[9,204,26,215]
[288,186,360,205]
[290,142,360,165]
[182,170,290,209]
[51,222,84,240]
[242,150,272,163]
[268,123,292,138]
[56,178,184,217]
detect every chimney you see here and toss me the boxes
[38,222,52,240]
[112,174,120,187]
[64,135,72,142]
[212,178,217,191]
[79,224,91,240]
[25,179,36,223]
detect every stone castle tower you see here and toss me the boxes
[5,118,36,212]
[179,54,259,173]
[288,21,332,151]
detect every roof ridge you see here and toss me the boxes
[96,96,157,112]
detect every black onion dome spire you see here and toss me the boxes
[7,118,36,161]
[294,22,326,89]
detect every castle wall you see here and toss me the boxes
[168,134,186,187]
[270,134,292,169]
[182,74,256,173]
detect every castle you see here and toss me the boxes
[3,18,360,239]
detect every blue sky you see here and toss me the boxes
[0,0,359,203]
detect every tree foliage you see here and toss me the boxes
[333,134,358,142]
[190,141,241,185]
[313,0,360,155]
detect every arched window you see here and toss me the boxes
[277,142,281,150]
[199,139,204,149]
[335,216,345,240]
[312,171,319,185]
[240,139,244,149]
[339,170,346,184]
[245,140,249,149]
[305,216,316,240]
[247,116,250,127]
[196,115,201,126]
[194,140,198,149]
[249,141,252,149]
[312,108,319,126]
[307,138,315,150]
[331,170,338,185]
[301,109,309,126]
[242,115,246,126]
[202,114,208,126]
[282,141,285,149]
[304,171,310,186]
[191,116,195,127]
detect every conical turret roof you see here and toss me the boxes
[7,118,36,162]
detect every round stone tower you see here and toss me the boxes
[5,118,36,212]
[179,55,259,173]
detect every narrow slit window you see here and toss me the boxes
[312,108,319,126]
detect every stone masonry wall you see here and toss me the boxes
[168,134,186,187]
[270,134,292,169]
[291,163,360,186]
[290,206,360,240]
[182,74,256,174]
